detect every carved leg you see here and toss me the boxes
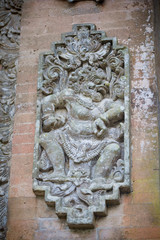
[94,143,120,179]
[39,133,65,177]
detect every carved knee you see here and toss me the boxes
[39,133,53,148]
[103,143,120,161]
[94,143,121,178]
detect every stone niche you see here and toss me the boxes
[33,24,130,228]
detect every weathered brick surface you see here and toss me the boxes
[98,227,160,240]
[36,197,58,218]
[34,229,97,240]
[7,220,38,240]
[7,0,160,239]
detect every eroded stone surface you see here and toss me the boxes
[0,0,23,239]
[33,24,130,228]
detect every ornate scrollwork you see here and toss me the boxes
[0,188,7,240]
[0,1,23,238]
[0,0,23,50]
[33,24,130,228]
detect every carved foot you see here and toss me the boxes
[43,117,57,131]
[38,172,66,182]
[90,178,113,191]
[43,116,66,131]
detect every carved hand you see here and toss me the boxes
[43,115,66,131]
[93,118,107,137]
[100,105,124,126]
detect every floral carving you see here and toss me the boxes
[0,1,23,238]
[33,24,130,228]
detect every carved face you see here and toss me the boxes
[68,66,109,102]
[82,78,109,102]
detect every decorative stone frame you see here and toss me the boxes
[33,23,130,228]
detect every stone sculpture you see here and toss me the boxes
[0,0,23,239]
[33,24,130,228]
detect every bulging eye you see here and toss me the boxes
[94,78,101,84]
[104,81,110,87]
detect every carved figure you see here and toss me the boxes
[33,24,130,228]
[40,66,124,180]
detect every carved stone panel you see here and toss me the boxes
[33,24,130,228]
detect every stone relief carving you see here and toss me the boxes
[0,0,23,238]
[33,24,130,228]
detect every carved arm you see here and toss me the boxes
[41,89,72,131]
[93,104,124,137]
[100,105,124,126]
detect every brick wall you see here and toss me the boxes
[6,0,160,239]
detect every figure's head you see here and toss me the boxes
[68,66,109,102]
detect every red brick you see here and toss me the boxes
[15,92,37,105]
[10,154,34,183]
[123,227,160,239]
[15,103,36,114]
[16,83,37,94]
[9,178,35,198]
[123,194,133,205]
[22,0,68,17]
[34,229,97,240]
[101,0,152,12]
[132,192,159,204]
[22,0,54,11]
[132,177,159,193]
[14,112,35,124]
[36,197,58,218]
[123,213,154,227]
[12,143,34,154]
[22,7,50,19]
[8,197,37,221]
[8,197,36,208]
[98,227,160,240]
[98,228,123,240]
[21,16,72,36]
[17,65,38,84]
[12,133,35,144]
[72,13,101,25]
[7,219,38,240]
[18,51,39,67]
[132,167,159,182]
[14,123,35,134]
[11,151,33,164]
[124,203,154,216]
[10,170,33,185]
[96,203,124,228]
[38,218,62,230]
[46,17,73,34]
[58,1,101,16]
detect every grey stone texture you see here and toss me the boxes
[33,24,130,228]
[0,0,23,239]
